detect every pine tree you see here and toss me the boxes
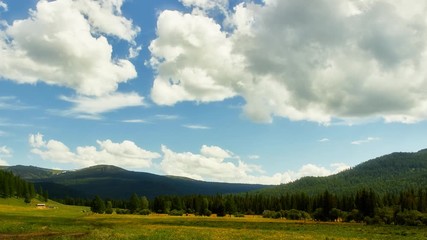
[91,195,106,214]
[141,196,149,210]
[129,193,141,213]
[105,201,113,214]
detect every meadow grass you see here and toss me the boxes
[1,198,426,240]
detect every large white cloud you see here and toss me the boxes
[29,133,160,169]
[150,0,427,124]
[0,0,142,115]
[160,145,348,184]
[149,10,242,105]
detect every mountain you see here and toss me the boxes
[258,149,427,196]
[3,165,65,180]
[4,165,268,199]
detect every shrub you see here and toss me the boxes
[396,210,423,226]
[203,209,212,217]
[139,209,151,215]
[262,210,274,218]
[116,209,130,214]
[168,209,184,216]
[286,209,302,220]
[234,212,245,218]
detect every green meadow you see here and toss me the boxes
[1,198,426,240]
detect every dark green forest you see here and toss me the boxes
[70,188,427,226]
[0,169,35,201]
[258,149,427,196]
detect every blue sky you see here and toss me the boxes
[0,0,426,184]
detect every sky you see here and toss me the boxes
[0,0,427,185]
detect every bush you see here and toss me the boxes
[234,212,245,218]
[344,209,363,223]
[286,209,302,220]
[203,209,212,217]
[245,209,255,215]
[115,209,130,214]
[139,209,151,215]
[168,209,185,216]
[396,210,423,226]
[262,210,275,218]
[375,207,396,225]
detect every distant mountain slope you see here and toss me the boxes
[258,149,427,196]
[4,165,66,180]
[5,165,268,199]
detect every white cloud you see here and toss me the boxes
[351,137,380,145]
[0,118,32,127]
[275,163,350,184]
[150,0,427,124]
[318,138,330,143]
[149,10,240,105]
[0,158,8,166]
[160,145,350,184]
[0,145,11,156]
[122,119,147,123]
[0,96,32,110]
[183,124,210,130]
[154,115,180,120]
[0,0,141,116]
[29,133,161,169]
[60,92,145,119]
[73,0,139,42]
[248,155,260,160]
[0,145,11,166]
[160,145,262,183]
[0,0,138,96]
[180,0,228,10]
[0,1,7,12]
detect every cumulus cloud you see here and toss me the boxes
[180,0,228,10]
[318,138,330,143]
[160,145,350,184]
[0,0,142,115]
[150,0,427,124]
[149,10,241,105]
[29,133,161,169]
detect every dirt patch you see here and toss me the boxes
[0,231,88,239]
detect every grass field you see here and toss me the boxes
[1,198,426,240]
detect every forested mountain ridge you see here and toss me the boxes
[3,165,268,199]
[258,149,427,196]
[1,165,65,180]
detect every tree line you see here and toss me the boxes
[0,169,48,202]
[58,187,427,226]
[0,169,35,199]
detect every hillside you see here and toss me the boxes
[4,165,268,199]
[258,149,427,196]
